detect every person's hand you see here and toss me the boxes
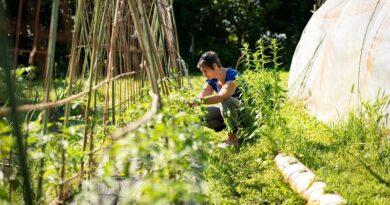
[185,98,202,107]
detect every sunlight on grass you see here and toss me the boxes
[187,59,389,203]
[280,71,289,90]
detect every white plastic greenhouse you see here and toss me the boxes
[288,0,390,125]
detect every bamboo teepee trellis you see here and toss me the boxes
[61,0,184,202]
[64,0,183,134]
[0,0,184,203]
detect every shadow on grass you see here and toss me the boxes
[361,160,390,188]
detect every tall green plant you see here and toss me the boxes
[238,38,286,144]
[204,40,303,203]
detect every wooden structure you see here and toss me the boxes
[6,0,73,73]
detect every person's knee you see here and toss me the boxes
[221,98,240,115]
[221,97,240,116]
[204,107,225,132]
[221,97,239,108]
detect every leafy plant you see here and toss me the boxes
[237,38,286,144]
[203,38,304,203]
[15,65,39,81]
[73,92,212,204]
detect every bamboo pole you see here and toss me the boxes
[103,0,121,140]
[155,1,169,70]
[117,17,127,112]
[153,5,169,78]
[120,23,127,109]
[157,0,180,86]
[80,13,91,78]
[43,0,59,111]
[138,0,169,96]
[126,19,136,108]
[88,53,100,179]
[111,70,115,124]
[80,1,100,176]
[110,1,126,123]
[64,0,84,127]
[119,57,122,113]
[79,54,97,178]
[80,0,105,176]
[128,0,160,101]
[129,36,135,107]
[37,0,65,201]
[37,0,59,201]
[169,0,183,86]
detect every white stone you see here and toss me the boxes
[283,163,308,179]
[274,154,346,204]
[304,182,326,200]
[275,155,292,169]
[292,171,316,193]
[317,194,347,205]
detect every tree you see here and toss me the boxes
[174,0,313,70]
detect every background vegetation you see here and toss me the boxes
[4,0,315,77]
[173,0,314,70]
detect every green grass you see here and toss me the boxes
[280,71,289,90]
[281,101,390,203]
[189,68,390,204]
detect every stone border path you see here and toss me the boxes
[275,153,346,205]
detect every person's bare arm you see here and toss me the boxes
[186,83,213,107]
[198,83,213,98]
[201,81,237,104]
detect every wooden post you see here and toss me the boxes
[13,0,24,68]
[28,0,41,65]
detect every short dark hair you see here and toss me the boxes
[197,51,222,70]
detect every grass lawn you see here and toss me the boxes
[187,70,390,204]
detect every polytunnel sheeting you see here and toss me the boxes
[288,0,390,125]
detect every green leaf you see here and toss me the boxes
[0,187,8,200]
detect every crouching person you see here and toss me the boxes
[190,51,245,145]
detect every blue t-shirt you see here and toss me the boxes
[206,67,241,99]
